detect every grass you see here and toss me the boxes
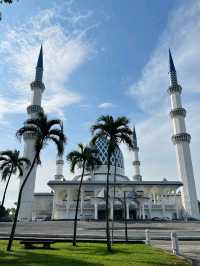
[0,241,189,266]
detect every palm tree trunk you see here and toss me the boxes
[106,151,112,252]
[111,155,117,243]
[1,166,13,210]
[73,162,85,246]
[7,152,39,251]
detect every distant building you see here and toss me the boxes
[19,47,199,221]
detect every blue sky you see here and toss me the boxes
[0,0,200,207]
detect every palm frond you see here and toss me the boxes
[0,161,11,171]
[1,166,11,181]
[0,156,9,162]
[115,116,129,127]
[0,150,14,157]
[48,129,66,143]
[48,136,65,156]
[16,125,39,141]
[91,115,134,156]
[18,158,31,168]
[17,164,24,177]
[67,144,100,174]
[90,132,107,146]
[47,119,62,130]
[67,151,82,162]
[16,112,66,167]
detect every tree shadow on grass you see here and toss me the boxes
[0,249,104,266]
[68,243,147,257]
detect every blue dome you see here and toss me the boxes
[95,138,124,169]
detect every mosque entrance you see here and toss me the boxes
[129,209,137,220]
[114,209,123,220]
[98,210,106,220]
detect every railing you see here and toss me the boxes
[165,204,176,210]
[151,204,162,210]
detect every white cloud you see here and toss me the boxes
[98,102,115,109]
[0,4,95,120]
[127,0,200,198]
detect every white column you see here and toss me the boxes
[110,202,113,220]
[139,206,142,219]
[94,202,98,220]
[80,189,84,218]
[66,190,71,219]
[171,232,180,255]
[52,190,63,220]
[126,203,129,220]
[161,195,166,218]
[145,229,151,245]
[149,201,152,219]
[142,204,145,220]
[175,193,179,219]
[153,192,156,204]
[55,155,64,180]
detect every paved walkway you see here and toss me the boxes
[152,240,200,266]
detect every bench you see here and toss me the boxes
[20,240,56,249]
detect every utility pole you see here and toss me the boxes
[124,191,128,242]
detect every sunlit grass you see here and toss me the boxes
[0,240,189,266]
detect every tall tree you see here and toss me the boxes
[67,144,100,246]
[0,150,30,210]
[7,112,66,251]
[91,115,134,251]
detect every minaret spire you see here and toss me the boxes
[169,48,176,72]
[168,49,199,219]
[168,48,178,86]
[35,44,43,81]
[132,126,142,181]
[133,126,137,148]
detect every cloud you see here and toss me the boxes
[126,0,200,198]
[98,102,115,109]
[0,4,95,120]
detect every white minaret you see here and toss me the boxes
[54,155,64,180]
[168,49,199,219]
[132,126,142,181]
[18,46,45,221]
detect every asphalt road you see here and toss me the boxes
[0,221,200,239]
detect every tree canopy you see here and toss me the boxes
[0,0,17,21]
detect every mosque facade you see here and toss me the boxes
[18,47,200,222]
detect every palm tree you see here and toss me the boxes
[91,115,134,251]
[67,144,100,246]
[0,150,30,210]
[7,112,66,251]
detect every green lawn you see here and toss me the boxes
[0,241,189,266]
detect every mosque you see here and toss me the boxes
[18,46,200,222]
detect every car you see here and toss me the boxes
[151,217,162,221]
[162,217,171,221]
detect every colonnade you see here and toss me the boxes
[52,187,181,220]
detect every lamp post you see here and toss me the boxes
[123,191,128,242]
